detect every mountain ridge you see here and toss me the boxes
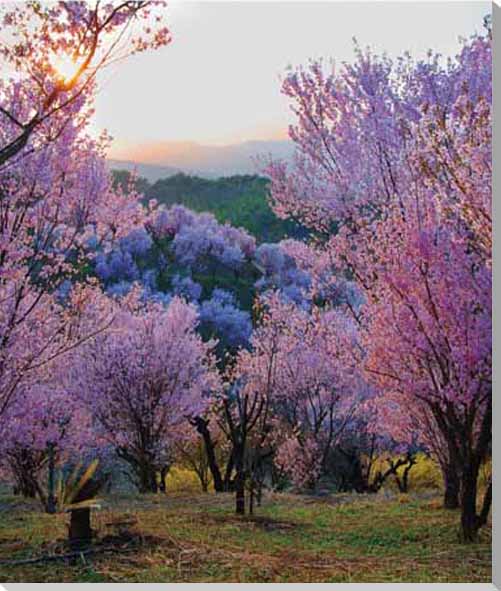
[108,139,294,181]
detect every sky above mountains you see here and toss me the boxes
[97,1,489,175]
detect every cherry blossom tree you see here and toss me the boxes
[0,278,116,418]
[146,204,256,273]
[0,377,94,509]
[265,29,491,541]
[0,1,169,418]
[94,205,257,355]
[217,303,282,514]
[198,289,252,354]
[67,297,220,493]
[359,140,491,542]
[259,296,362,490]
[0,1,170,166]
[218,293,364,510]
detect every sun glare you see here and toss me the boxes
[52,53,77,83]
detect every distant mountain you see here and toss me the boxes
[106,159,184,183]
[107,139,294,179]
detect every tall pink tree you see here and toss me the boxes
[0,2,169,417]
[265,28,491,541]
[358,122,491,541]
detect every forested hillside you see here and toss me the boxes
[112,170,308,243]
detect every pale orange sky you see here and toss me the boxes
[91,1,489,161]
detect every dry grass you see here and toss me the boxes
[0,489,491,583]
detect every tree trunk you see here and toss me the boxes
[478,479,492,530]
[116,448,160,494]
[459,461,492,543]
[233,444,246,515]
[460,468,479,542]
[256,481,263,507]
[224,452,235,492]
[249,483,255,515]
[443,465,460,509]
[235,471,245,515]
[192,417,224,492]
[429,399,491,542]
[46,443,56,514]
[149,470,158,493]
[395,456,416,493]
[69,509,92,551]
[158,466,170,493]
[138,465,158,493]
[13,473,37,498]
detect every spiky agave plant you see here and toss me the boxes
[55,459,104,550]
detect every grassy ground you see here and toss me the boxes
[0,489,491,583]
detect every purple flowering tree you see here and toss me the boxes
[66,297,221,493]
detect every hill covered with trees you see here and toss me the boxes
[112,171,308,243]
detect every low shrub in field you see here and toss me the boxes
[371,453,442,494]
[371,453,491,497]
[165,467,211,494]
[404,454,442,492]
[479,458,492,490]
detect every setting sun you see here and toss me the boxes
[52,53,77,82]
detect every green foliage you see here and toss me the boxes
[165,467,211,494]
[55,460,101,512]
[371,453,442,493]
[111,169,150,195]
[112,170,308,243]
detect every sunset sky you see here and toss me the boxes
[95,1,490,164]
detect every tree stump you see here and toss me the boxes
[69,508,92,551]
[66,477,103,551]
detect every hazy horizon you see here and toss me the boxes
[108,137,295,178]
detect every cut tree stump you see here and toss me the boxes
[69,508,92,551]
